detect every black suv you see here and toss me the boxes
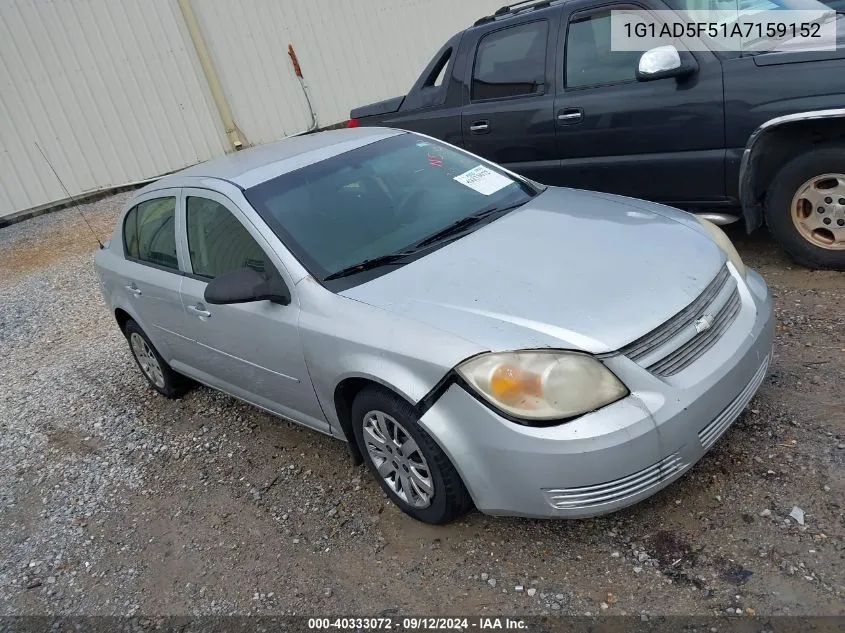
[350,0,845,269]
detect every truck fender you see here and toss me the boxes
[739,108,845,232]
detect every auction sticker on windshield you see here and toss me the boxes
[454,165,514,195]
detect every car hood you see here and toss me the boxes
[341,187,726,354]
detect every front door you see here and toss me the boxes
[175,189,328,433]
[461,17,560,184]
[553,1,726,203]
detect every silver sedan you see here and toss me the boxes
[94,128,774,523]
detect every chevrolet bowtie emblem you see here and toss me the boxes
[694,314,716,334]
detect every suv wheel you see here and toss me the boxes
[351,387,472,524]
[765,147,845,270]
[124,319,188,398]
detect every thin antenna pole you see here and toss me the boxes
[34,142,104,249]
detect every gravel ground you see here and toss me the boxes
[0,193,843,616]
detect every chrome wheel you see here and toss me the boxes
[362,410,434,508]
[791,173,845,250]
[129,332,165,389]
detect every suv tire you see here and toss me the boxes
[765,147,845,270]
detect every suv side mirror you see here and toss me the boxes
[204,267,291,306]
[636,45,698,81]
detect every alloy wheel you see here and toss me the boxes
[362,410,434,508]
[129,332,166,389]
[790,173,845,250]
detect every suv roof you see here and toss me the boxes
[472,0,566,27]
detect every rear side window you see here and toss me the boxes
[186,196,269,279]
[425,48,452,88]
[472,21,548,101]
[123,197,178,270]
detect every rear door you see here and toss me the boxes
[175,189,329,433]
[553,1,726,203]
[114,189,191,363]
[460,15,561,184]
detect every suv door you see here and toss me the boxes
[461,16,560,184]
[175,188,329,433]
[114,190,191,363]
[554,1,726,203]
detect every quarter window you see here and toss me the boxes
[123,197,178,270]
[472,21,548,101]
[566,10,649,88]
[186,197,269,279]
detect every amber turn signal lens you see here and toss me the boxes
[489,364,542,404]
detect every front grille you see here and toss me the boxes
[698,354,770,451]
[543,453,685,510]
[620,266,741,377]
[648,288,741,376]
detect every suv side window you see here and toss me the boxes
[186,196,270,279]
[565,10,646,89]
[123,197,179,270]
[472,21,548,101]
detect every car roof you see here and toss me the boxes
[138,127,405,194]
[469,0,567,29]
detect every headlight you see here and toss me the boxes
[455,351,628,422]
[696,218,746,279]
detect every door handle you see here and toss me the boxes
[557,109,583,123]
[125,284,142,296]
[188,304,211,319]
[469,121,490,133]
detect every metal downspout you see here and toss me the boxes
[178,0,246,151]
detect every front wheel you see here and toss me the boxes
[351,387,472,524]
[765,148,845,270]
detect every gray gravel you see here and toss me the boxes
[1,194,843,616]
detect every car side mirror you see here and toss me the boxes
[636,45,698,81]
[204,267,291,306]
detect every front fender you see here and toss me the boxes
[739,108,845,232]
[296,278,484,433]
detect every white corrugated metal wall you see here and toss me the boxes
[0,0,502,220]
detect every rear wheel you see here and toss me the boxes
[765,147,845,270]
[124,319,188,398]
[351,387,472,524]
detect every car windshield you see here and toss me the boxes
[244,133,536,283]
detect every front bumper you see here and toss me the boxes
[418,268,774,518]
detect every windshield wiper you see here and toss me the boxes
[323,250,419,281]
[323,201,528,281]
[411,202,524,250]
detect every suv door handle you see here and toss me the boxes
[187,304,212,319]
[125,284,142,296]
[469,120,490,133]
[557,109,583,123]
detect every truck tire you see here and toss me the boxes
[765,147,845,270]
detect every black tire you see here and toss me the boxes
[123,319,188,399]
[351,386,472,524]
[765,147,845,270]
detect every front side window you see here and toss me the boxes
[186,197,269,279]
[566,11,646,88]
[472,21,549,101]
[244,133,537,285]
[123,197,178,270]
